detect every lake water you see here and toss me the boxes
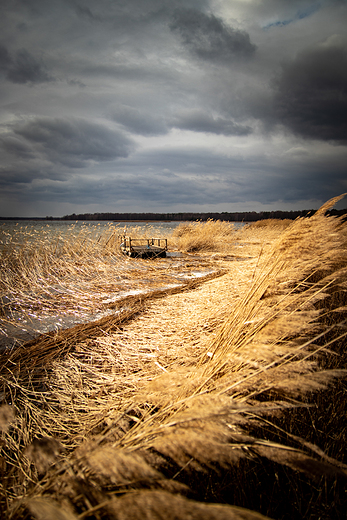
[0,220,186,254]
[0,219,244,236]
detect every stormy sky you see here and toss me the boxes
[0,0,346,217]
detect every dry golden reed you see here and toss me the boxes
[0,221,220,351]
[172,219,236,252]
[1,197,347,519]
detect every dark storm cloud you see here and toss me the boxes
[0,135,35,159]
[31,144,346,209]
[0,166,55,187]
[7,49,52,84]
[14,117,135,167]
[72,2,102,22]
[79,61,176,82]
[169,8,256,63]
[110,105,168,136]
[172,109,252,136]
[274,41,347,143]
[0,44,12,71]
[0,44,52,84]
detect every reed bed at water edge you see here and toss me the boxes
[0,222,125,323]
[0,221,219,350]
[0,222,170,316]
[1,197,347,519]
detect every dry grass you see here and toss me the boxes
[0,223,125,333]
[0,222,220,350]
[1,198,347,519]
[172,219,236,253]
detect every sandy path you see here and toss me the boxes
[91,257,258,378]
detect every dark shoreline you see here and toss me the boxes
[2,207,347,224]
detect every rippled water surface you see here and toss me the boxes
[0,219,185,237]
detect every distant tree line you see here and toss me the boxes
[1,209,346,221]
[60,208,347,222]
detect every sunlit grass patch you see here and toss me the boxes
[172,219,236,253]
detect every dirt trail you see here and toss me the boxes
[90,257,258,376]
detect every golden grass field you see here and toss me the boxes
[1,196,347,519]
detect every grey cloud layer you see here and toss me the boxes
[0,0,346,216]
[0,44,51,84]
[169,8,257,62]
[172,110,252,136]
[0,118,134,185]
[8,145,346,208]
[110,105,168,136]
[15,118,134,165]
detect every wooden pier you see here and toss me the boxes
[119,235,167,258]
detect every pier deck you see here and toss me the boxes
[119,236,167,258]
